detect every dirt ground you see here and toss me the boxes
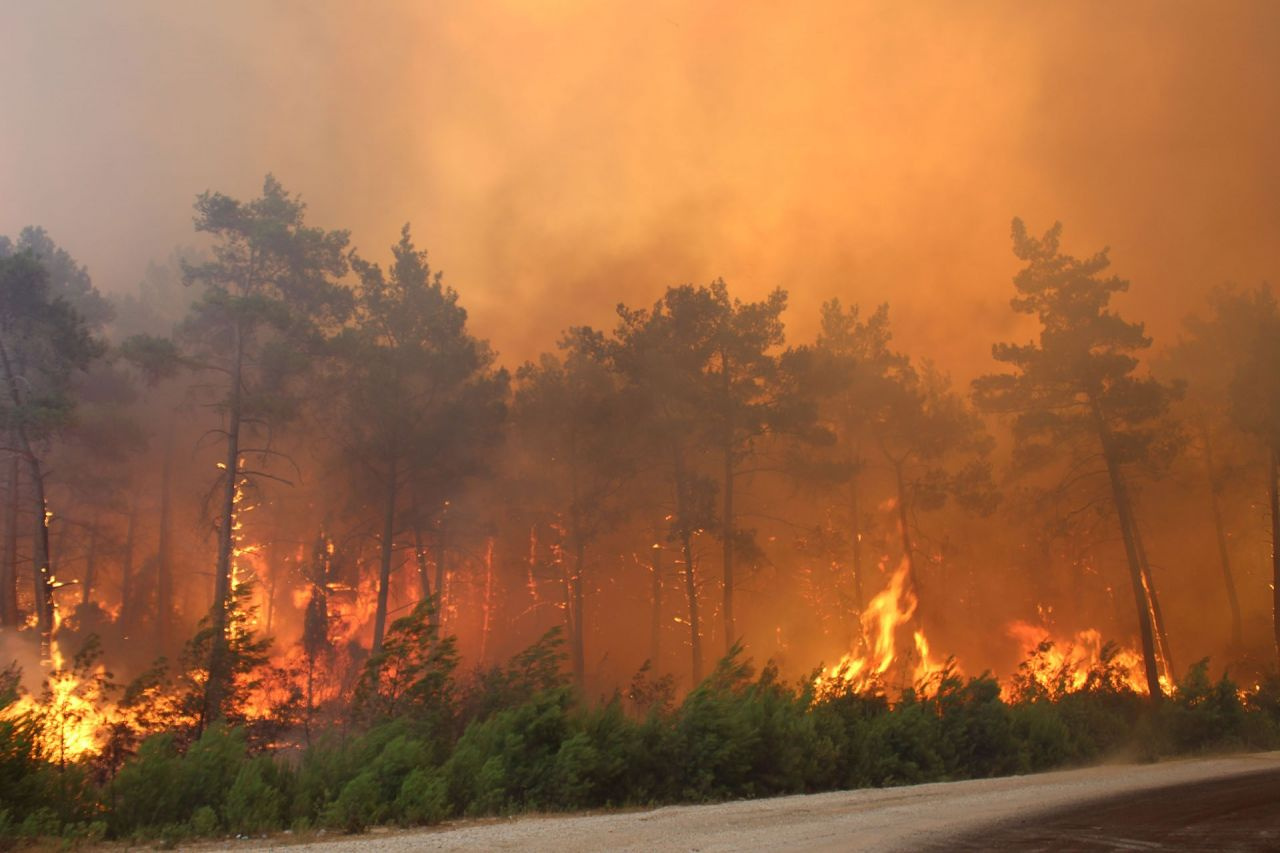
[243,751,1280,852]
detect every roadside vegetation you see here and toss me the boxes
[3,603,1278,847]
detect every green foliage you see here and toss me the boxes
[459,627,570,725]
[110,724,249,837]
[396,767,450,825]
[224,756,285,835]
[321,771,381,832]
[355,598,459,728]
[6,637,1280,842]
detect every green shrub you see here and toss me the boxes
[111,724,249,836]
[224,756,284,835]
[397,768,450,825]
[322,770,381,832]
[190,805,219,837]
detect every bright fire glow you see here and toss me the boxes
[815,557,951,695]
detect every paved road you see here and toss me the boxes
[941,766,1280,851]
[251,751,1280,851]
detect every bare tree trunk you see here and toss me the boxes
[1131,519,1175,681]
[672,446,702,684]
[650,539,662,666]
[721,422,736,656]
[432,511,448,637]
[892,459,917,592]
[1091,397,1163,700]
[0,452,18,626]
[155,420,175,650]
[480,537,495,666]
[413,525,431,601]
[118,498,138,635]
[0,337,53,640]
[1201,424,1243,650]
[81,518,99,607]
[28,464,52,639]
[849,464,864,612]
[568,458,587,686]
[371,456,398,655]
[569,536,586,686]
[1271,447,1280,670]
[204,327,244,730]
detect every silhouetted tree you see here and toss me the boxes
[1227,287,1280,667]
[513,328,637,685]
[1163,285,1277,651]
[330,225,506,654]
[975,219,1180,699]
[132,176,350,726]
[0,250,103,637]
[611,285,724,683]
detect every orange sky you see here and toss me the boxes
[2,1,1277,376]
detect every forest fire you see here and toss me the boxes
[815,557,952,695]
[2,3,1280,841]
[1002,620,1154,699]
[2,614,114,763]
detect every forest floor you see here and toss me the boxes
[238,751,1280,851]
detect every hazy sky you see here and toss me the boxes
[3,1,1277,373]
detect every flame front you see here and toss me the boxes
[1002,620,1164,699]
[816,557,950,694]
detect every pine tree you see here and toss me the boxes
[975,219,1181,699]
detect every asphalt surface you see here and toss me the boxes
[942,767,1280,851]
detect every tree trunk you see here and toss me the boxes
[371,456,398,655]
[892,459,917,592]
[413,525,432,601]
[81,519,99,607]
[28,462,52,639]
[118,498,138,635]
[0,337,53,639]
[1270,447,1280,670]
[567,456,587,686]
[204,327,244,729]
[650,539,662,666]
[0,452,18,626]
[569,536,586,686]
[1201,424,1243,650]
[1091,397,1163,699]
[1131,519,1175,681]
[672,446,702,684]
[480,537,496,666]
[721,415,736,655]
[849,464,864,612]
[431,512,447,637]
[155,420,175,650]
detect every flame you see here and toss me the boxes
[1003,620,1167,699]
[2,612,115,762]
[816,557,950,694]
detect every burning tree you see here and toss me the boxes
[0,249,103,638]
[974,219,1182,699]
[330,225,507,654]
[131,176,351,727]
[787,301,907,616]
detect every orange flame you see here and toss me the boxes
[1003,620,1165,699]
[816,557,950,694]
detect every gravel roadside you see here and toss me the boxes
[241,751,1280,852]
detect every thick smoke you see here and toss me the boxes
[2,2,1276,372]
